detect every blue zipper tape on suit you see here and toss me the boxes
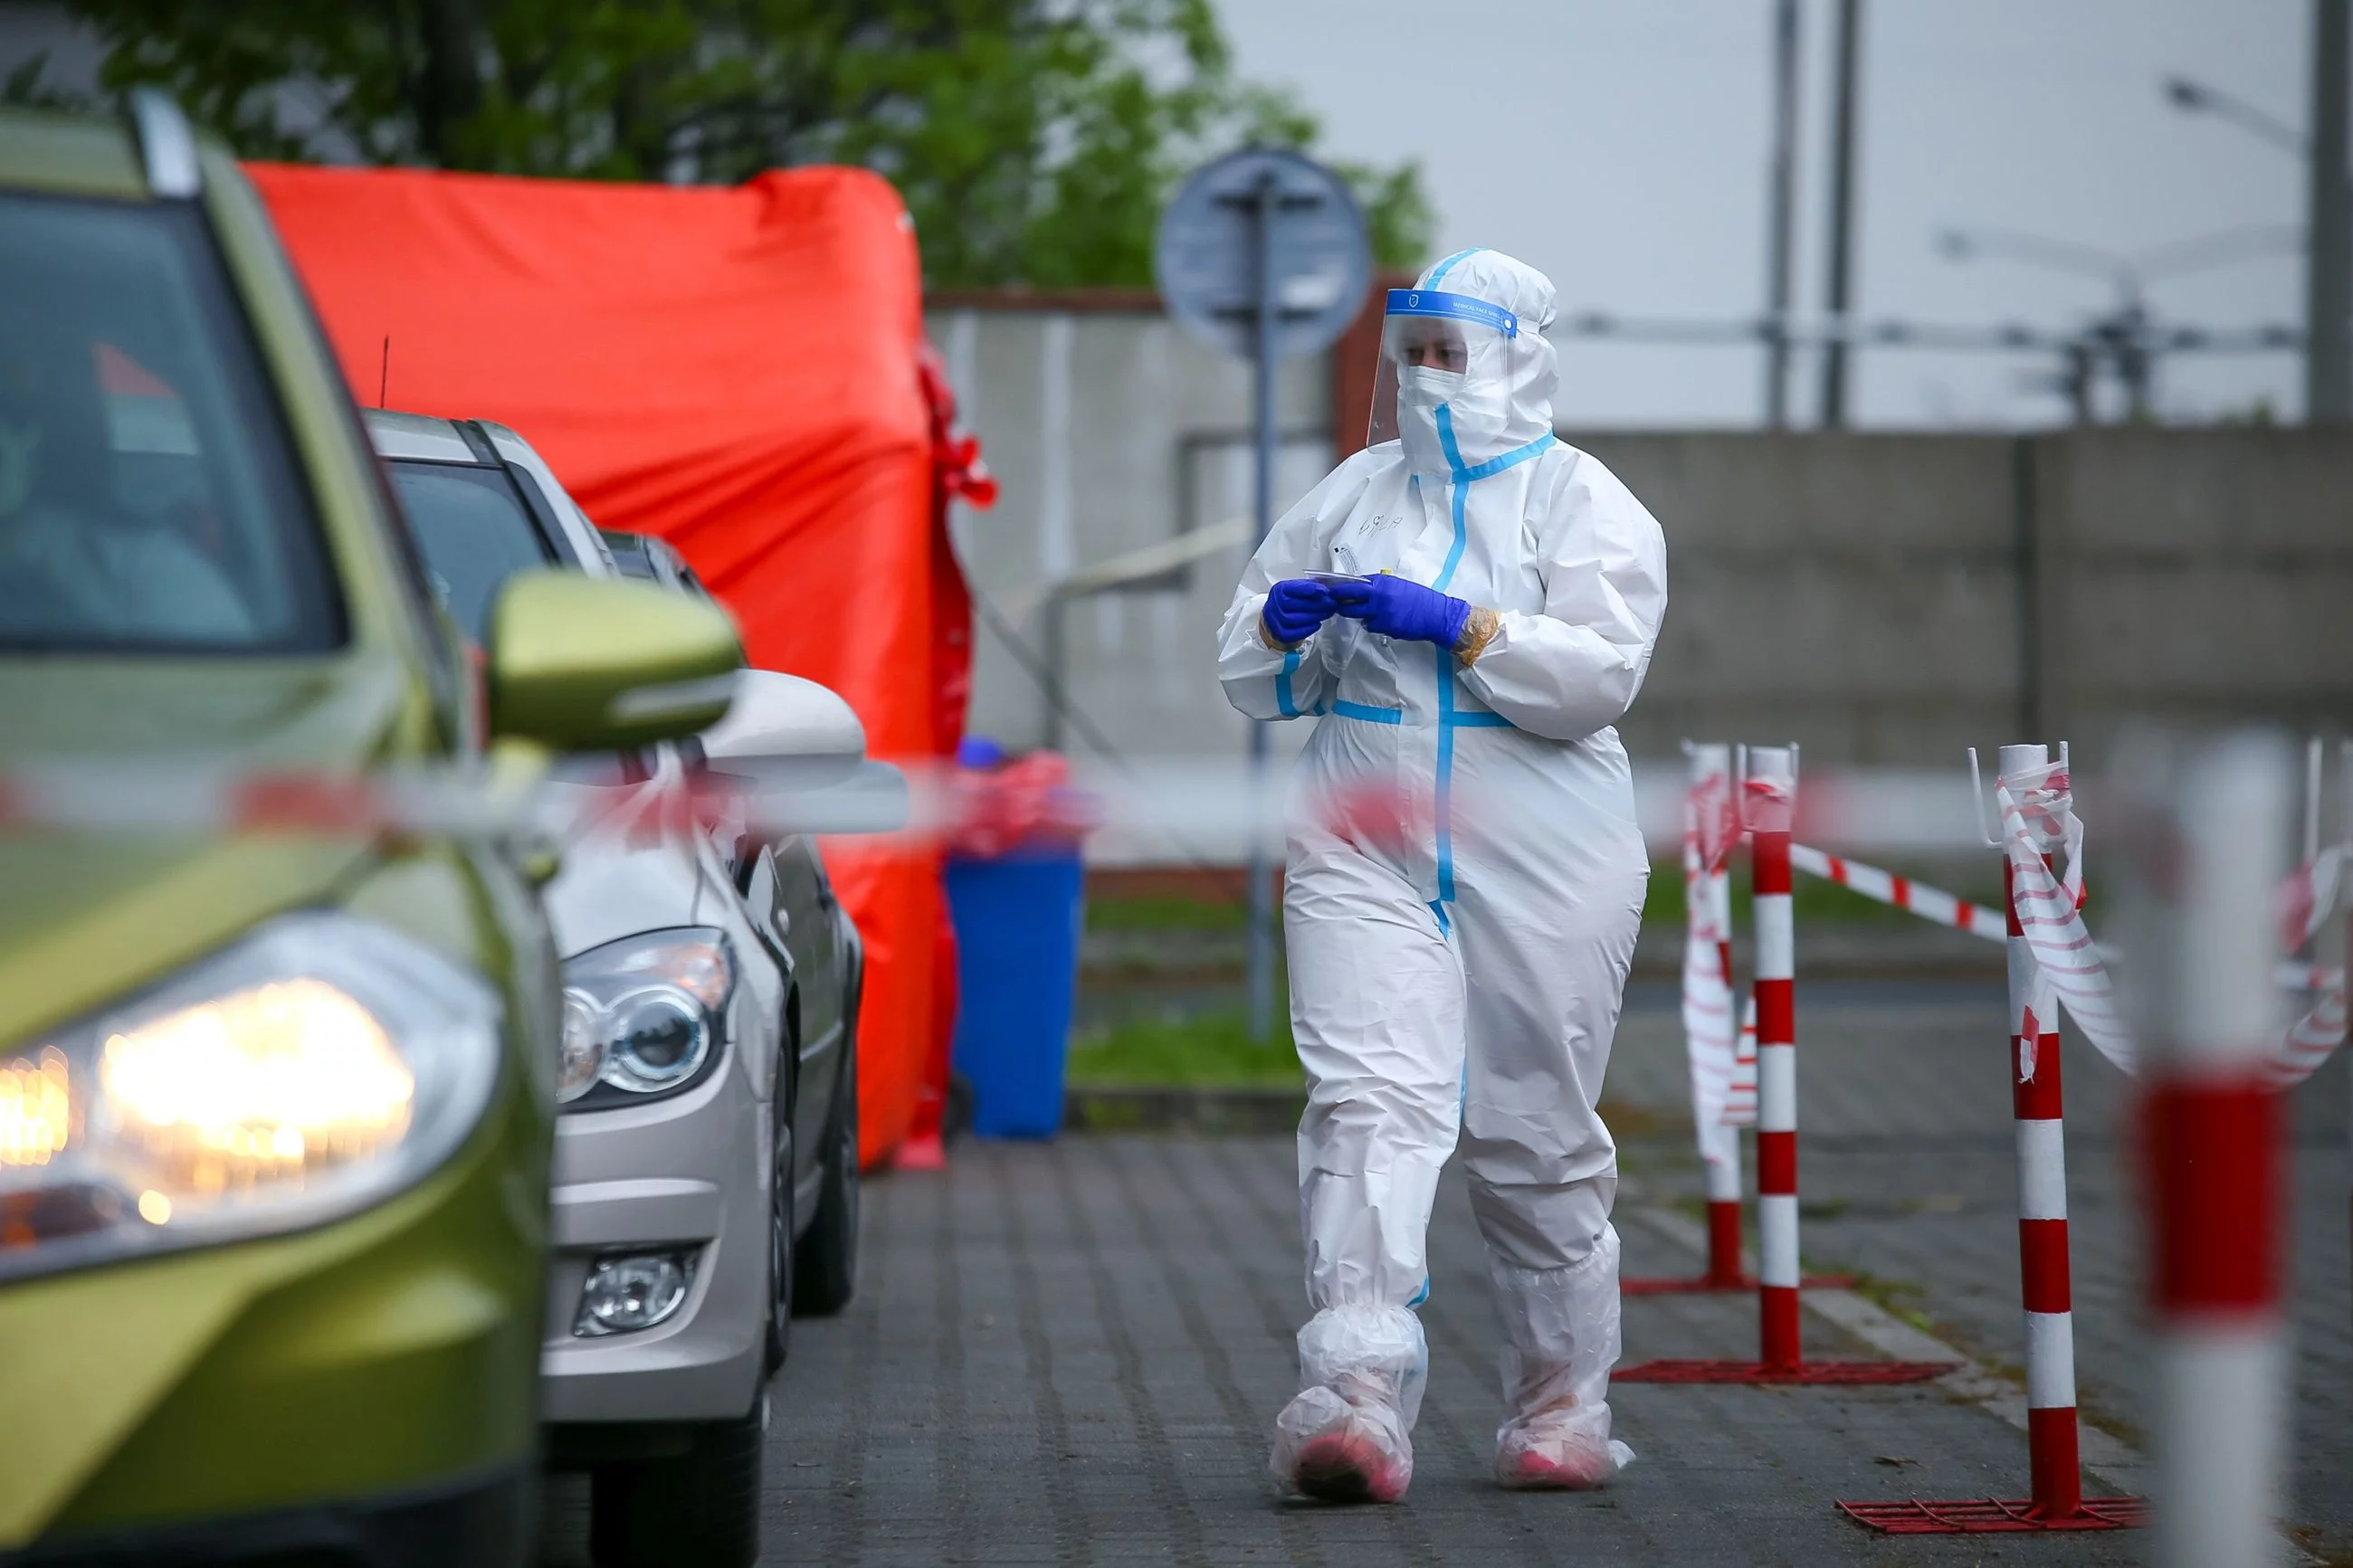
[1322,699,1499,728]
[1274,649,1302,717]
[1425,248,1483,287]
[1424,409,1555,910]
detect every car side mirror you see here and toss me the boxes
[486,569,742,751]
[700,670,868,788]
[701,670,910,834]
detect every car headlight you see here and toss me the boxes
[558,930,732,1109]
[0,911,502,1283]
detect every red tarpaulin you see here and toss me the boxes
[252,160,977,1165]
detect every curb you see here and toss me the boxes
[1618,1192,2155,1497]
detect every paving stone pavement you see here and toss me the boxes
[541,980,2350,1565]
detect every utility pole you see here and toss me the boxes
[1243,170,1281,1041]
[2309,0,2351,421]
[1763,0,1801,427]
[1819,0,1864,426]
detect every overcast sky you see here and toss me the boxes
[1218,0,2310,429]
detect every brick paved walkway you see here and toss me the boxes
[543,981,2350,1565]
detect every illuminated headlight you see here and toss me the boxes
[0,912,500,1281]
[557,930,732,1107]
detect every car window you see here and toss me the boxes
[605,538,657,581]
[385,461,556,643]
[501,463,586,569]
[0,193,342,652]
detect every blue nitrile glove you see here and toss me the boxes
[1262,577,1338,644]
[1330,574,1472,647]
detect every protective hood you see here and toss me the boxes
[1388,249,1559,477]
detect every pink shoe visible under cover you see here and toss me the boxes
[1293,1430,1407,1504]
[1494,1404,1636,1492]
[1495,1438,1615,1492]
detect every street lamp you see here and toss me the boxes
[2162,8,2350,422]
[2162,75,2310,157]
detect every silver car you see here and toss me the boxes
[366,411,863,1567]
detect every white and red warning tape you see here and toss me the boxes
[0,755,914,842]
[1778,786,2347,1089]
[1681,750,1744,1145]
[0,760,538,836]
[1787,843,2007,941]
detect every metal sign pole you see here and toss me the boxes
[1152,146,1369,1050]
[1245,171,1279,1043]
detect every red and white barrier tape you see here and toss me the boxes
[1788,843,2006,942]
[0,755,913,843]
[1993,762,2141,1077]
[1681,755,1744,1144]
[1993,762,2345,1088]
[2262,843,2347,1088]
[1789,813,2346,1088]
[0,761,536,836]
[1729,995,1758,1124]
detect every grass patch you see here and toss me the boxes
[1085,895,1247,934]
[1842,1270,1943,1339]
[1084,853,1987,939]
[1066,1009,1303,1088]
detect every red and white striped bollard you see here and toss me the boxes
[2125,735,2293,1568]
[1748,745,1802,1369]
[1998,743,2082,1518]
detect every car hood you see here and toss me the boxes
[0,654,414,1050]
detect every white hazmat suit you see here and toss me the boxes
[1216,249,1667,1501]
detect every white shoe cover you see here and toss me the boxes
[1269,1305,1425,1502]
[1493,1390,1635,1490]
[1490,1224,1634,1490]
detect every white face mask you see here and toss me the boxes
[1393,366,1465,473]
[1397,365,1465,411]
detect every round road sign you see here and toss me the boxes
[1153,147,1371,361]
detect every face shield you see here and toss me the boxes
[1366,288,1524,454]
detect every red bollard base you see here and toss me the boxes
[1836,1497,2147,1535]
[1619,1272,1857,1297]
[1615,1358,1954,1385]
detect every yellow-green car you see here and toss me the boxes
[0,96,743,1563]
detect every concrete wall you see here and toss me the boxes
[1582,427,2353,765]
[929,304,1333,769]
[931,302,2353,860]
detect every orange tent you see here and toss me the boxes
[252,161,980,1165]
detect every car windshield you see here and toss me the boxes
[385,461,557,642]
[0,193,342,652]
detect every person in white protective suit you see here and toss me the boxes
[1215,249,1666,1504]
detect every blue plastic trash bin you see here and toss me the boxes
[946,850,1084,1137]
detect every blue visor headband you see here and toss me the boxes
[1384,289,1519,338]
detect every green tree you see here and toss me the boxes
[12,0,1432,288]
